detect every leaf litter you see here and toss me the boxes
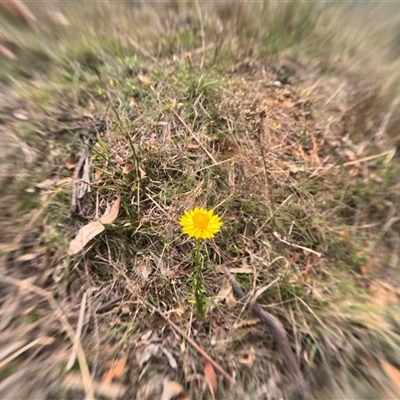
[2,1,396,400]
[68,195,120,255]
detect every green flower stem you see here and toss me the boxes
[194,238,205,319]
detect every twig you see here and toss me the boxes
[222,267,308,393]
[141,299,235,384]
[273,231,322,258]
[343,149,394,167]
[66,291,88,371]
[71,144,89,213]
[194,0,206,69]
[257,114,272,206]
[0,337,55,370]
[96,296,123,313]
[171,109,217,165]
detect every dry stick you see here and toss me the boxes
[194,0,206,69]
[71,144,89,212]
[222,267,306,390]
[142,300,235,384]
[66,291,88,371]
[171,109,217,165]
[0,337,55,370]
[257,114,273,210]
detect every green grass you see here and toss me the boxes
[1,1,400,399]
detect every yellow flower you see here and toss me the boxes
[179,207,222,240]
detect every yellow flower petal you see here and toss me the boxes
[179,207,222,240]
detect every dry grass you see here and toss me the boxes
[1,2,400,399]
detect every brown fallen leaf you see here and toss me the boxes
[381,360,400,393]
[139,167,147,179]
[102,357,128,383]
[99,196,121,224]
[15,253,38,262]
[161,378,185,400]
[360,257,382,275]
[185,52,192,67]
[68,196,120,255]
[138,74,152,85]
[202,356,218,399]
[65,156,78,169]
[136,343,178,369]
[122,164,135,174]
[215,278,236,308]
[68,221,105,255]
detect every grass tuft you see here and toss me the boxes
[1,1,400,399]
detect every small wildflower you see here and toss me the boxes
[179,207,222,240]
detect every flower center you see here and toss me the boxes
[192,213,210,228]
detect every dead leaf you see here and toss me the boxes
[94,168,101,181]
[16,253,38,262]
[68,221,105,255]
[150,252,172,276]
[65,156,78,169]
[161,379,185,400]
[215,278,236,308]
[139,167,147,179]
[185,52,193,67]
[122,164,135,174]
[99,196,121,224]
[161,347,178,369]
[68,196,120,255]
[102,357,128,383]
[52,10,69,26]
[13,112,28,120]
[140,330,154,342]
[136,343,177,370]
[360,257,382,275]
[202,357,218,399]
[381,360,400,393]
[138,74,152,85]
[136,260,153,281]
[137,343,159,368]
[215,279,232,302]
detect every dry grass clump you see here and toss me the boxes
[1,2,400,400]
